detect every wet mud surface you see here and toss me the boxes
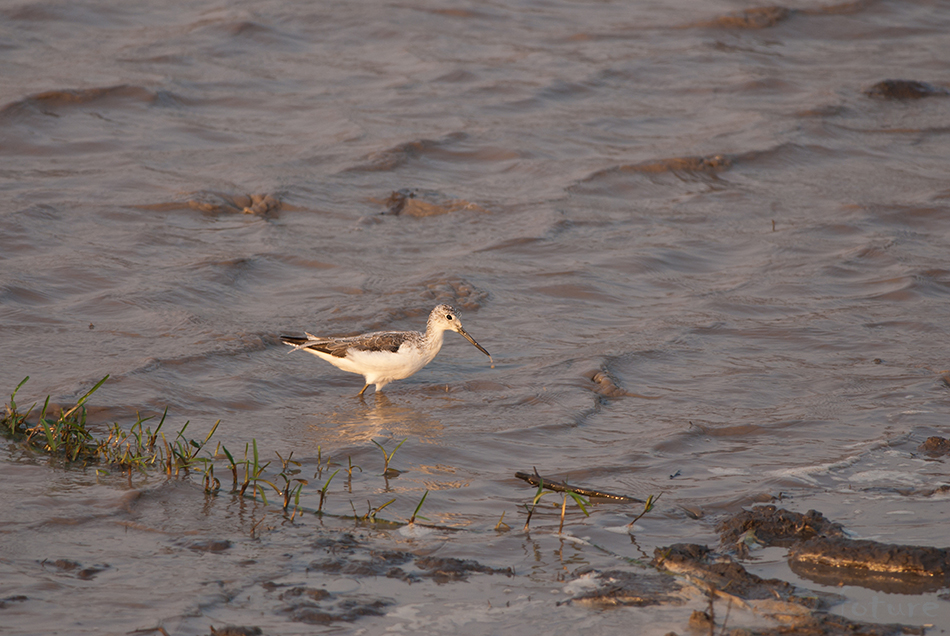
[2,438,948,635]
[306,533,514,584]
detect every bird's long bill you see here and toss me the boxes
[457,327,491,358]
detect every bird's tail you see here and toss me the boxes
[280,335,326,352]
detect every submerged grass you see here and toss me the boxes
[2,376,201,475]
[3,376,650,534]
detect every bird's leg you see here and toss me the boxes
[358,383,370,397]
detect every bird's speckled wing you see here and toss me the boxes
[281,331,414,357]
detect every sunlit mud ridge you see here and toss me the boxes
[695,6,794,29]
[577,154,733,185]
[137,191,284,217]
[585,368,662,399]
[0,84,187,119]
[687,1,873,29]
[344,131,523,174]
[376,188,489,217]
[865,80,950,100]
[790,540,950,595]
[345,132,469,172]
[918,436,950,457]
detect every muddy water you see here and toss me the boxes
[2,0,950,633]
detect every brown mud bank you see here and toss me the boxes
[719,505,950,592]
[596,503,942,635]
[552,501,943,635]
[250,504,943,635]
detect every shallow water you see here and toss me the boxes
[2,0,950,633]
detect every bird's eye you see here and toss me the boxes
[446,314,454,321]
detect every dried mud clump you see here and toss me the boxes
[192,193,281,216]
[918,435,950,456]
[717,505,845,550]
[420,275,489,312]
[585,368,661,400]
[137,191,282,217]
[381,188,487,217]
[653,544,834,608]
[865,80,950,99]
[587,155,732,181]
[0,596,28,609]
[588,369,629,398]
[42,558,109,580]
[709,6,794,29]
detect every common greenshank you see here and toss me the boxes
[281,304,491,396]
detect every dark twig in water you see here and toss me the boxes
[515,469,644,503]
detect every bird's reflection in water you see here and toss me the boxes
[303,391,446,447]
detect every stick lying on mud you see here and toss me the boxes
[515,469,644,503]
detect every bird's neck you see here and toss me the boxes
[423,324,447,356]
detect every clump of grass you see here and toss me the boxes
[101,408,167,475]
[265,451,309,518]
[372,437,407,477]
[1,376,220,479]
[2,376,107,463]
[314,445,335,478]
[408,490,429,524]
[495,511,510,532]
[351,498,396,524]
[626,493,662,530]
[163,420,220,477]
[315,468,340,514]
[523,477,547,531]
[368,498,396,522]
[239,440,270,502]
[558,489,590,534]
[344,456,361,493]
[218,444,239,490]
